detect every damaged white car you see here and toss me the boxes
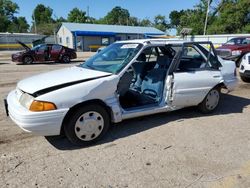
[5,39,238,145]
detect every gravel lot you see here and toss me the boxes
[0,57,250,188]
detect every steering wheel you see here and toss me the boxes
[143,89,157,98]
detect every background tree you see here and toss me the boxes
[67,8,87,23]
[208,0,250,34]
[102,6,130,25]
[139,18,153,27]
[154,14,169,32]
[129,17,139,26]
[32,4,54,25]
[169,10,184,29]
[0,0,29,32]
[7,16,29,33]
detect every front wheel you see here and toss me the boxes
[198,88,220,113]
[22,56,33,64]
[64,104,110,146]
[240,75,250,83]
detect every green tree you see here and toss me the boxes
[0,0,19,32]
[67,8,87,23]
[208,0,250,34]
[139,18,153,27]
[31,4,56,34]
[32,4,54,25]
[7,16,29,32]
[169,10,185,28]
[129,17,139,26]
[154,14,169,32]
[103,6,130,25]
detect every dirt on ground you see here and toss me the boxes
[0,57,250,188]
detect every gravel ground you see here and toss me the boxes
[0,58,250,188]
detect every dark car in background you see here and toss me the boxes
[216,37,250,66]
[12,41,77,64]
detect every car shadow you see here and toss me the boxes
[0,63,9,65]
[45,93,250,150]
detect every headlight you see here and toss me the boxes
[18,92,57,111]
[232,50,242,56]
[19,93,34,109]
[29,100,57,112]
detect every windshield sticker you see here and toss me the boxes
[121,44,139,49]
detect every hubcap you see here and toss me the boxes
[74,111,104,141]
[63,56,70,62]
[25,57,32,64]
[205,89,219,110]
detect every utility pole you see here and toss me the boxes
[87,6,89,18]
[33,12,37,34]
[203,0,211,35]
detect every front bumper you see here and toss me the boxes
[6,90,69,136]
[11,54,22,62]
[221,55,240,62]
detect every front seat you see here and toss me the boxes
[155,55,171,69]
[131,53,147,89]
[140,68,166,101]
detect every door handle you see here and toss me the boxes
[213,75,221,78]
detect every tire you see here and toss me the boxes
[22,56,33,64]
[61,55,70,63]
[198,87,220,113]
[236,56,244,67]
[240,75,250,83]
[64,104,110,146]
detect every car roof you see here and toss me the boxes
[115,39,207,46]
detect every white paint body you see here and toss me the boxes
[6,39,238,136]
[239,53,250,77]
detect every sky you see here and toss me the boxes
[13,0,200,25]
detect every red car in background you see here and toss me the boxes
[216,37,250,66]
[12,41,77,64]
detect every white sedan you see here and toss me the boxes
[5,39,238,146]
[239,53,250,82]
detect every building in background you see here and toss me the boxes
[57,22,165,51]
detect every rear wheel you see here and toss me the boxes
[64,104,110,146]
[62,55,70,63]
[198,87,220,113]
[22,56,33,64]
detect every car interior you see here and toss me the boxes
[118,44,210,109]
[118,45,175,109]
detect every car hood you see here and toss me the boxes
[16,40,31,51]
[217,45,240,51]
[18,66,112,95]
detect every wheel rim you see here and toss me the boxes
[205,89,219,110]
[74,111,104,141]
[63,56,70,63]
[25,57,32,64]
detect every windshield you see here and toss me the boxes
[80,43,143,74]
[31,44,44,51]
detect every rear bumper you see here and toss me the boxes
[6,90,69,136]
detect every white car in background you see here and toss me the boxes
[5,39,238,146]
[239,53,250,82]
